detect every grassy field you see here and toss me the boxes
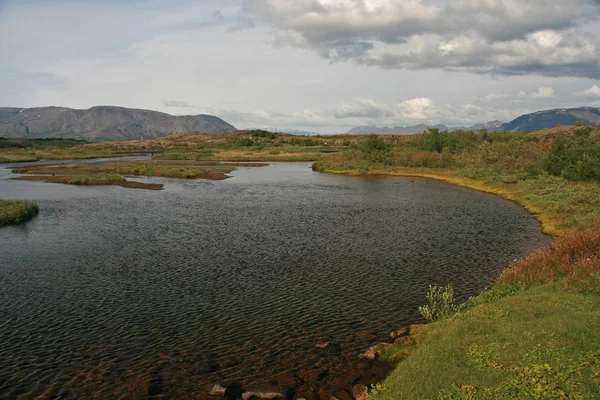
[0,200,39,227]
[0,137,125,162]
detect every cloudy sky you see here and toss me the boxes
[1,0,600,133]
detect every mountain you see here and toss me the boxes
[501,107,600,132]
[346,122,501,134]
[346,106,600,134]
[466,120,504,131]
[254,127,323,136]
[0,106,236,141]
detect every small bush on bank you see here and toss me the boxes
[544,133,600,182]
[359,135,393,164]
[418,284,459,322]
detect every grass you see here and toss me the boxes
[0,200,39,227]
[13,161,235,181]
[50,174,125,185]
[374,283,600,399]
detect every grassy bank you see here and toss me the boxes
[0,200,39,227]
[13,161,236,181]
[313,127,600,398]
[14,174,164,190]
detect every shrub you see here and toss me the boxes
[249,129,278,139]
[418,284,459,322]
[290,138,320,146]
[236,138,254,147]
[544,134,600,182]
[359,135,392,164]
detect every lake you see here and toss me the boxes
[0,160,550,398]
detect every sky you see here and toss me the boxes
[1,0,600,133]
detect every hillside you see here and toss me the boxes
[347,107,600,134]
[0,106,236,141]
[347,121,503,135]
[502,107,600,132]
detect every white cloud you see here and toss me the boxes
[579,85,600,98]
[1,0,598,133]
[244,0,600,77]
[530,87,555,99]
[398,98,439,119]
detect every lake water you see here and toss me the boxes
[0,160,550,399]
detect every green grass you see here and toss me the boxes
[55,174,126,185]
[0,200,39,227]
[373,284,600,399]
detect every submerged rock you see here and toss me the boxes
[352,384,368,400]
[241,390,285,399]
[389,327,408,340]
[209,384,226,396]
[359,343,393,360]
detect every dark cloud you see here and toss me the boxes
[243,0,600,78]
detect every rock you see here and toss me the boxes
[209,384,226,396]
[370,343,393,356]
[352,384,368,400]
[389,327,409,340]
[358,349,377,360]
[241,392,285,400]
[241,386,285,400]
[315,341,330,349]
[394,337,409,346]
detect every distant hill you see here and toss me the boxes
[347,107,600,134]
[0,106,236,141]
[254,127,323,136]
[501,107,600,132]
[347,121,503,134]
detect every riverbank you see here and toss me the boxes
[313,130,600,399]
[0,199,39,227]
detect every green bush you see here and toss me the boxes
[544,134,600,182]
[236,138,254,147]
[418,284,459,322]
[250,129,278,139]
[290,138,320,146]
[359,135,392,164]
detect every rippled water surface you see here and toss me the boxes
[0,161,550,398]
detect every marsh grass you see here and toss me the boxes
[13,162,234,180]
[0,200,39,227]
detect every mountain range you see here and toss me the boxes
[0,106,236,141]
[0,106,599,141]
[346,107,600,134]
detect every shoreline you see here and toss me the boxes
[313,166,561,237]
